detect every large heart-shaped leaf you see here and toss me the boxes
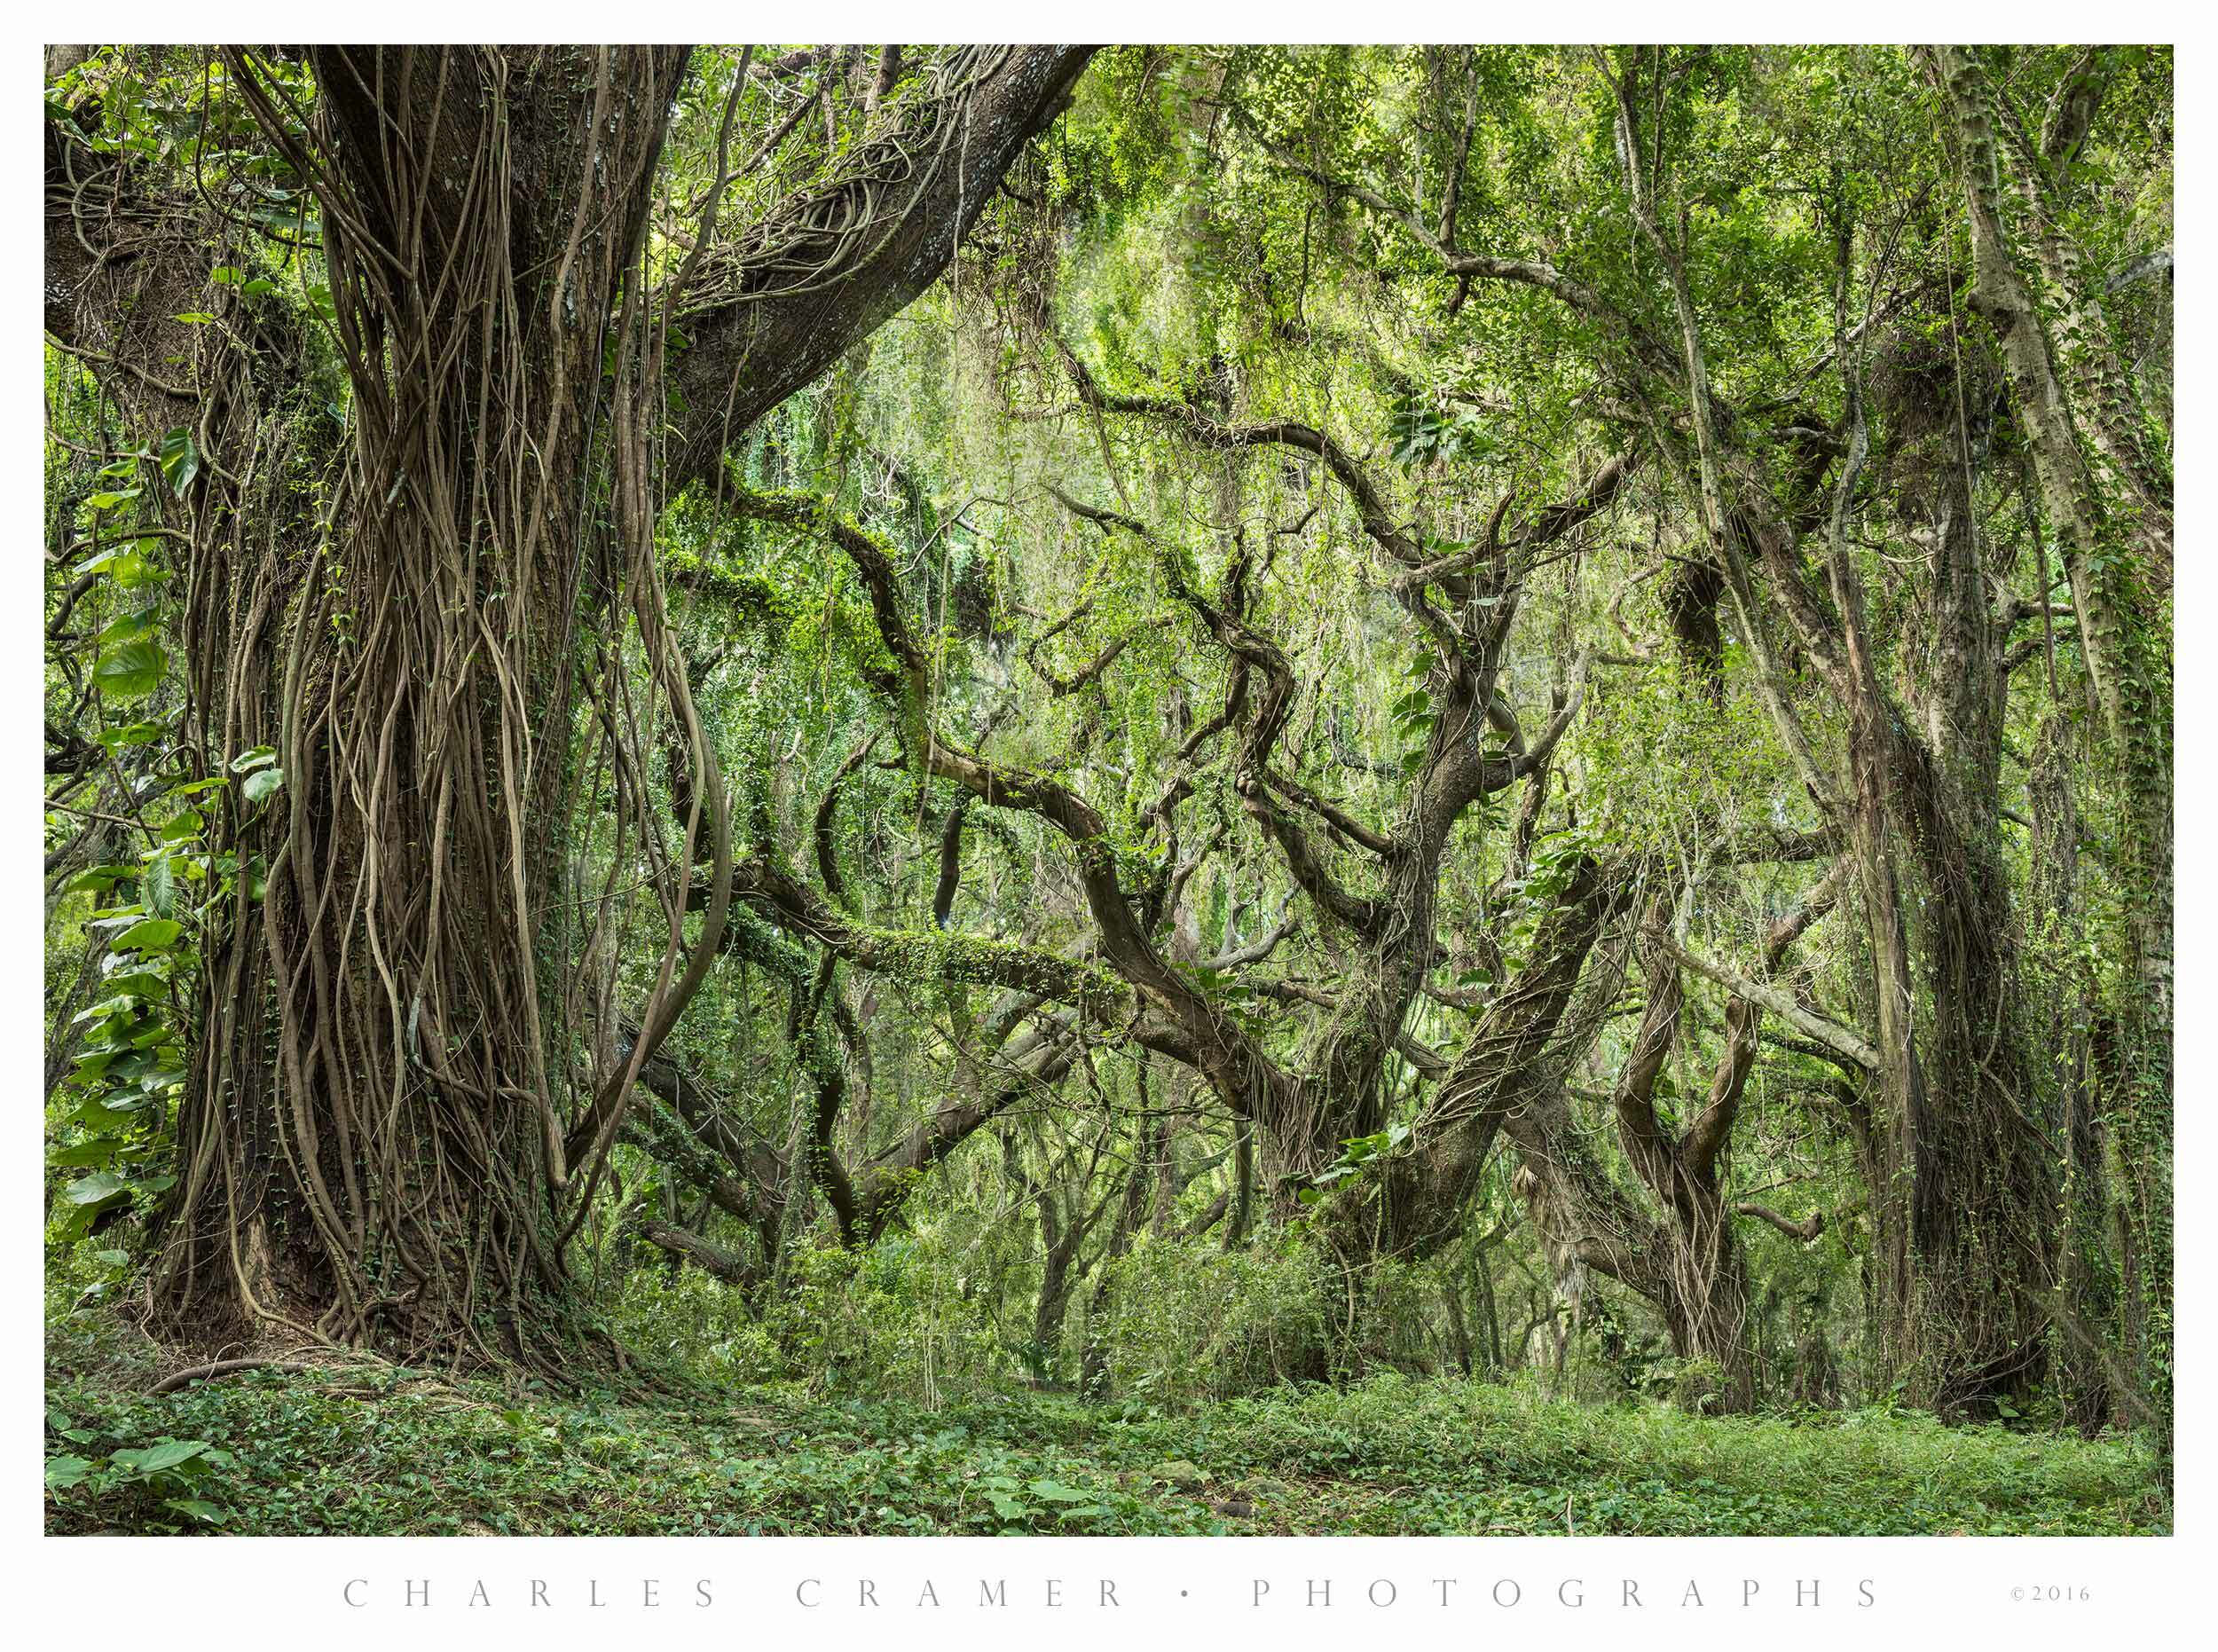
[59,1171,129,1208]
[44,1456,93,1491]
[111,1439,211,1476]
[94,639,168,702]
[114,917,182,953]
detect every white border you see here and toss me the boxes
[7,11,2199,1646]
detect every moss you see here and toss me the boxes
[851,924,1116,1005]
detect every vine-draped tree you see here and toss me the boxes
[44,44,1092,1365]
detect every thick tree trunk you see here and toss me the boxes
[153,47,692,1363]
[1934,42,2170,1451]
[1636,1172,1757,1412]
[1854,315,2057,1415]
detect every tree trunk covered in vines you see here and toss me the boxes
[156,47,694,1362]
[1932,41,2172,1445]
[46,43,1093,1367]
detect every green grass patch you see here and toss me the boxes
[45,1357,2166,1537]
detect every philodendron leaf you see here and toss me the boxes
[44,1456,93,1491]
[59,1171,130,1207]
[93,639,168,701]
[114,917,182,952]
[111,1440,210,1476]
[158,426,201,495]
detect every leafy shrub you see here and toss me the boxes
[45,1408,232,1530]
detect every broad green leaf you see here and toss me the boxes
[98,607,161,645]
[47,1139,126,1168]
[59,1171,129,1207]
[1027,1478,1094,1502]
[61,864,134,895]
[97,721,164,750]
[94,639,168,701]
[44,1456,93,1491]
[145,853,174,916]
[158,426,201,495]
[115,917,182,952]
[111,1439,210,1475]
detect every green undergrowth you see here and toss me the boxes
[45,1346,2165,1537]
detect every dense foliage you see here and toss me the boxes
[43,43,2172,1533]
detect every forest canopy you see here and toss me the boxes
[42,43,2174,1531]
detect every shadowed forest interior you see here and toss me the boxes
[42,43,2173,1535]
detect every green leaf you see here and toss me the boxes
[158,426,201,495]
[1026,1478,1094,1502]
[97,720,164,750]
[60,864,134,895]
[111,1439,210,1475]
[94,639,168,701]
[47,1139,128,1168]
[98,607,161,646]
[145,853,175,916]
[59,1171,130,1208]
[241,767,285,805]
[230,744,279,773]
[115,917,182,952]
[44,1456,93,1491]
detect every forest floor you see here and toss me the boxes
[46,1309,2167,1537]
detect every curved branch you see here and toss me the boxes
[668,46,1095,486]
[1733,1201,1825,1243]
